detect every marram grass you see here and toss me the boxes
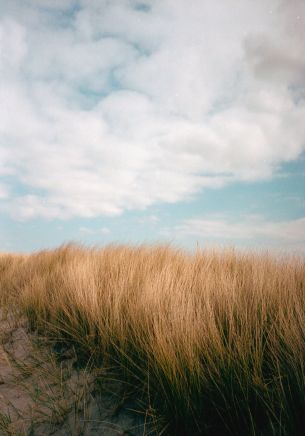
[0,244,304,435]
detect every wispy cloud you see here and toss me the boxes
[80,226,110,235]
[0,183,9,199]
[0,0,305,220]
[173,215,305,253]
[137,214,160,225]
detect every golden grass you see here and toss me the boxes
[0,243,304,435]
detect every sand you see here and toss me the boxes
[0,309,156,435]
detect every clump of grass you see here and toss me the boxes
[0,412,12,434]
[0,244,304,435]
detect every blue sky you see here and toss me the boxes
[0,0,304,253]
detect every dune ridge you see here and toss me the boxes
[0,244,304,435]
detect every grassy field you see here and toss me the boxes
[0,244,304,435]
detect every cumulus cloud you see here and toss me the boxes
[0,0,305,219]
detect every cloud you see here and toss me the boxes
[80,226,110,235]
[0,0,305,220]
[79,226,93,234]
[137,214,160,225]
[0,183,9,199]
[173,215,305,253]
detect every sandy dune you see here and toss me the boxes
[0,310,154,435]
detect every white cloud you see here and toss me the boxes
[0,0,304,220]
[0,183,9,199]
[137,214,160,225]
[174,215,305,253]
[79,226,94,234]
[0,17,27,70]
[79,226,110,235]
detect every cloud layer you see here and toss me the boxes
[0,0,305,219]
[174,215,305,253]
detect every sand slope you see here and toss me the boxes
[0,310,154,435]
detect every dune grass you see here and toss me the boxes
[0,244,304,435]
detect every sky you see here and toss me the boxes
[0,0,304,254]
